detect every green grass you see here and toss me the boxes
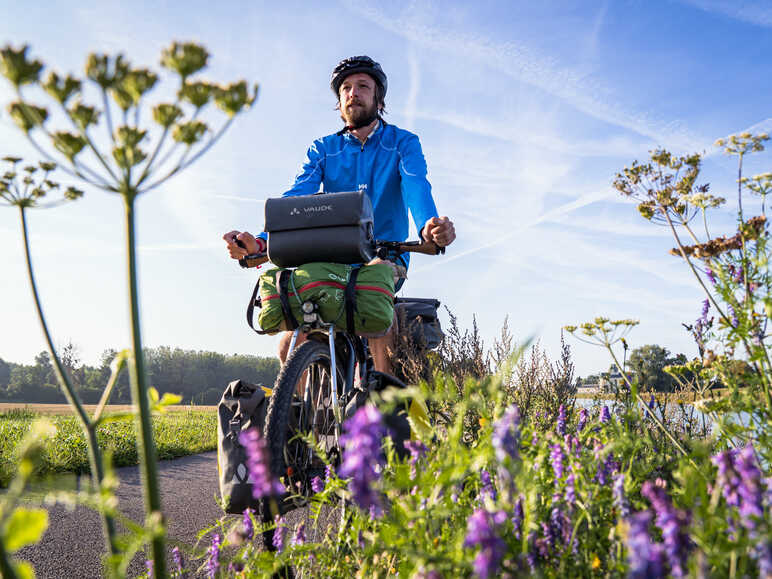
[0,409,218,487]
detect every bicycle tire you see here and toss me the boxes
[264,339,345,506]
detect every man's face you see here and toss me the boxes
[339,72,378,126]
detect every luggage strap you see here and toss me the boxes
[245,271,299,334]
[277,270,299,330]
[344,267,361,332]
[246,278,268,335]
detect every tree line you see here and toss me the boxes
[578,344,688,392]
[0,344,280,405]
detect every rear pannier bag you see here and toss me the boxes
[217,380,270,514]
[255,262,395,335]
[264,191,375,268]
[394,297,444,350]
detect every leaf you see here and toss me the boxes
[3,507,48,552]
[14,560,35,579]
[148,387,181,413]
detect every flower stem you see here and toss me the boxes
[604,342,706,478]
[18,206,120,557]
[0,538,17,579]
[123,192,168,578]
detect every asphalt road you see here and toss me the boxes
[13,451,286,578]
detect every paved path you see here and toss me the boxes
[17,452,226,578]
[16,452,338,578]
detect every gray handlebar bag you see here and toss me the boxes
[264,191,375,267]
[217,380,270,514]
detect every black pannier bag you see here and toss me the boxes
[394,297,444,350]
[217,380,270,514]
[264,191,375,268]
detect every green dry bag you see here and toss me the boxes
[256,262,395,335]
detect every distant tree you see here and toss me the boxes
[0,358,10,387]
[628,344,686,392]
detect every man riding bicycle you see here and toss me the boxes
[224,55,456,373]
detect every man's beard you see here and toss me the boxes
[340,98,379,129]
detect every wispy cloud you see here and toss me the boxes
[403,45,420,131]
[342,0,706,150]
[679,0,772,27]
[412,187,616,271]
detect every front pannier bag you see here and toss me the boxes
[217,380,270,514]
[264,191,375,268]
[256,262,395,335]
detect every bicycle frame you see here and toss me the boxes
[286,312,368,438]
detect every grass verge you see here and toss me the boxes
[0,408,217,487]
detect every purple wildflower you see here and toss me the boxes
[641,481,692,578]
[594,443,609,486]
[239,428,284,499]
[600,405,611,424]
[325,463,335,483]
[625,511,666,579]
[757,542,772,578]
[480,469,497,501]
[556,404,566,436]
[145,559,153,578]
[272,515,287,552]
[492,405,521,463]
[735,445,764,530]
[292,521,306,546]
[712,449,742,508]
[311,476,324,494]
[242,508,254,541]
[463,509,508,579]
[570,436,581,457]
[339,405,387,517]
[728,304,739,328]
[207,534,221,578]
[512,495,524,541]
[404,439,428,480]
[706,268,716,285]
[171,546,184,578]
[549,505,572,552]
[734,266,744,284]
[550,444,565,482]
[577,407,588,432]
[565,473,576,506]
[701,298,710,320]
[613,473,630,518]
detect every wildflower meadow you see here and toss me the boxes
[0,38,771,579]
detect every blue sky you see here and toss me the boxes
[1,0,771,377]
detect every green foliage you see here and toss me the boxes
[2,508,48,552]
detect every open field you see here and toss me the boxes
[0,402,217,415]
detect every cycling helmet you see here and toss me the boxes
[330,55,388,97]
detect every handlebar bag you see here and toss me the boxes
[264,191,375,268]
[255,262,395,335]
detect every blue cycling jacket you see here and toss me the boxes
[259,121,439,268]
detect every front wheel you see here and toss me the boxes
[264,339,345,505]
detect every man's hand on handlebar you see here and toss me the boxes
[222,230,269,268]
[421,216,456,251]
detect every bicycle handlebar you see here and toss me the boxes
[234,236,443,269]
